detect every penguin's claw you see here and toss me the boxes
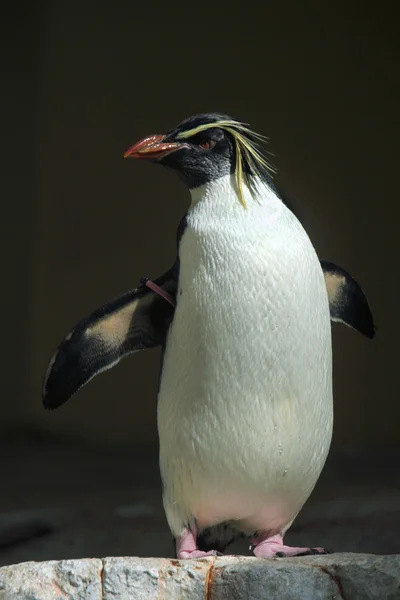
[258,544,327,558]
[294,547,328,556]
[251,533,328,558]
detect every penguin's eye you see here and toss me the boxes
[199,140,216,150]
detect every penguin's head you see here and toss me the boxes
[124,113,274,206]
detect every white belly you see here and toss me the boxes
[158,177,333,537]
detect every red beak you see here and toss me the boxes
[123,134,189,161]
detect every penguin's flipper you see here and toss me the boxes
[42,269,177,410]
[321,260,375,338]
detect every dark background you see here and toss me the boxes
[1,0,399,567]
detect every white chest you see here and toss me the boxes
[157,176,333,535]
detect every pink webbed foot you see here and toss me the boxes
[251,533,329,558]
[176,528,223,560]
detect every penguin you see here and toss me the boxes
[42,113,374,558]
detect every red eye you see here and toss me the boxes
[200,140,216,150]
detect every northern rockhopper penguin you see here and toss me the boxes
[42,113,374,559]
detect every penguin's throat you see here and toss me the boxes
[189,173,257,208]
[188,173,283,224]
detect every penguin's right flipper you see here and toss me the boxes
[321,260,375,338]
[42,268,177,410]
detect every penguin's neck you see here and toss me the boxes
[188,173,284,228]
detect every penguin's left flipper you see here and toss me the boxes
[42,268,177,410]
[321,260,375,338]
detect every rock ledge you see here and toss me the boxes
[0,553,399,599]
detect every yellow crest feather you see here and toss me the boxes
[176,120,276,209]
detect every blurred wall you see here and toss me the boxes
[2,3,39,430]
[4,1,399,448]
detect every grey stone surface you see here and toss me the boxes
[1,554,400,600]
[210,554,400,600]
[102,556,211,600]
[0,558,102,600]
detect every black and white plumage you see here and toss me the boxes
[42,113,374,558]
[43,268,177,410]
[322,260,374,339]
[42,257,373,410]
